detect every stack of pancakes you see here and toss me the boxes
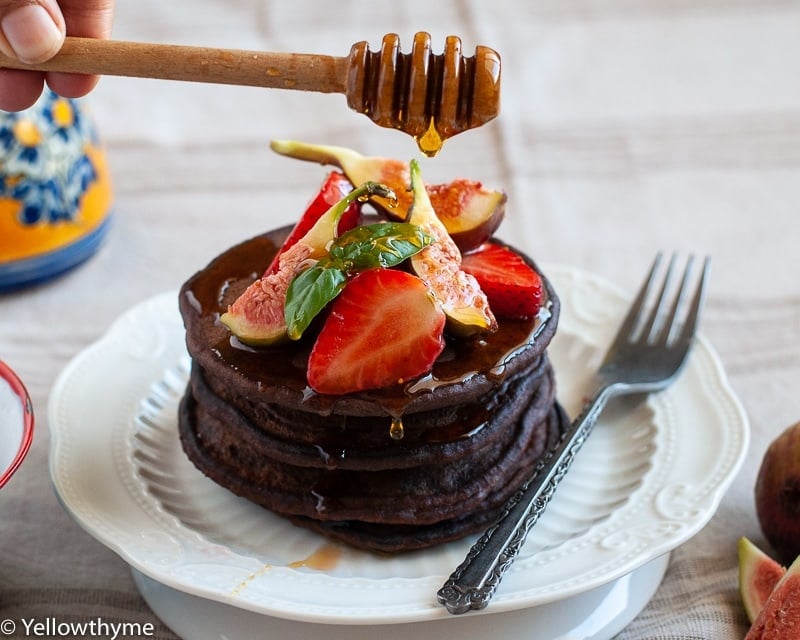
[178,228,567,552]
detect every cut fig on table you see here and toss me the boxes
[745,551,800,639]
[738,537,786,624]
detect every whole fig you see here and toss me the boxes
[755,421,800,564]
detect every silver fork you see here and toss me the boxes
[437,253,710,615]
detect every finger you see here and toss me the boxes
[0,0,114,109]
[0,67,45,111]
[45,72,99,100]
[59,0,114,38]
[0,0,65,65]
[0,0,63,110]
[46,0,114,100]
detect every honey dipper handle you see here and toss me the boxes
[0,36,349,93]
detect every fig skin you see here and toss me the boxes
[755,421,800,565]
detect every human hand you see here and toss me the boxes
[0,0,113,111]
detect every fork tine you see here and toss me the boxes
[609,252,664,348]
[658,254,694,345]
[640,253,677,343]
[677,256,710,343]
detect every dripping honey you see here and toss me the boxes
[389,417,405,440]
[416,120,444,158]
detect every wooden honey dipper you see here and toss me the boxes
[0,32,501,155]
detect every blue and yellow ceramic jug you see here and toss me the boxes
[0,90,112,291]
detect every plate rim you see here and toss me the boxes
[47,263,750,623]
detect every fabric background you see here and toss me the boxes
[3,1,800,637]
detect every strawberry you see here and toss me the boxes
[460,242,543,319]
[264,171,359,276]
[307,268,446,395]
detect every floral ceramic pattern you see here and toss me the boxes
[0,90,112,288]
[0,91,98,225]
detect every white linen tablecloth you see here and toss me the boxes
[3,0,800,637]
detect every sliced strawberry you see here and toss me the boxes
[307,269,446,395]
[461,242,543,319]
[264,171,359,276]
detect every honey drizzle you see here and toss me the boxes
[230,563,272,597]
[229,543,344,597]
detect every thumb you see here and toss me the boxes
[0,0,65,64]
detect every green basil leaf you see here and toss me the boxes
[285,265,348,340]
[330,222,434,271]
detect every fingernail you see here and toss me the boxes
[1,4,64,64]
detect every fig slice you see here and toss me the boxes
[739,537,787,624]
[425,180,506,252]
[270,140,405,213]
[269,140,506,251]
[745,551,800,639]
[220,242,313,346]
[406,159,496,336]
[220,181,395,346]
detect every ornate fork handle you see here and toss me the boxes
[436,384,620,615]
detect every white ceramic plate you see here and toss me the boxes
[48,265,749,624]
[0,359,34,488]
[131,554,670,640]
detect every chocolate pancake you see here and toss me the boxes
[187,352,554,466]
[177,224,566,552]
[180,393,569,552]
